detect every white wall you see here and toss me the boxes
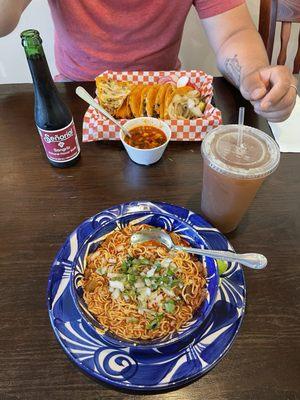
[0,0,57,83]
[180,0,300,73]
[0,0,298,84]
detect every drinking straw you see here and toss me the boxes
[237,106,245,148]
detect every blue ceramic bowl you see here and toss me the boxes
[71,201,219,350]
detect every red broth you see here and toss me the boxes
[125,126,167,149]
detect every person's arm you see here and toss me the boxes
[0,0,31,37]
[202,3,297,122]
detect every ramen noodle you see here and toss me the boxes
[81,224,207,340]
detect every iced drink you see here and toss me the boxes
[201,125,280,233]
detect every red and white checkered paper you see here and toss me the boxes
[82,70,222,142]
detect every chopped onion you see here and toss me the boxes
[138,287,151,298]
[109,280,124,291]
[144,278,152,287]
[96,266,107,276]
[187,98,195,109]
[89,250,101,261]
[190,105,203,118]
[112,289,120,299]
[146,266,156,277]
[161,258,172,269]
[156,294,163,303]
[151,293,163,306]
[134,280,145,289]
[163,287,175,297]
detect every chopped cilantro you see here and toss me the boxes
[146,313,164,330]
[164,299,175,313]
[96,267,105,276]
[140,258,150,265]
[171,278,181,287]
[127,317,138,323]
[127,274,136,284]
[121,261,128,273]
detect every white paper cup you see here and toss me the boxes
[120,117,171,165]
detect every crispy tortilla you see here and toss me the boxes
[154,84,171,118]
[139,86,152,117]
[163,85,175,119]
[173,86,194,95]
[128,85,144,117]
[146,85,160,117]
[115,97,132,119]
[95,75,202,120]
[96,77,132,115]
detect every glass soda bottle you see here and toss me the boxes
[21,29,80,167]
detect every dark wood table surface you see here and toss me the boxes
[0,78,299,400]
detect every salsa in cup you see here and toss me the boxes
[125,126,167,149]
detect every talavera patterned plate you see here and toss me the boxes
[47,201,246,391]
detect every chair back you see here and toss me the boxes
[258,0,300,73]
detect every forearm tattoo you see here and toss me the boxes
[224,55,241,87]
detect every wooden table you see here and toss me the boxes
[0,78,299,400]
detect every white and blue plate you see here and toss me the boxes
[47,201,246,391]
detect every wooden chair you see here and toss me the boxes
[258,0,300,73]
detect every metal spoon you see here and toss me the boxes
[75,86,131,138]
[131,229,267,269]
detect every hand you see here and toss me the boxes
[240,65,297,122]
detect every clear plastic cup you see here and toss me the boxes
[201,125,280,233]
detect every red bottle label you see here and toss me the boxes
[37,119,80,163]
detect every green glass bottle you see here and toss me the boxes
[21,29,80,168]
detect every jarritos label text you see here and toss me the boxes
[37,119,80,163]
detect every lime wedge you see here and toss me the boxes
[217,260,228,275]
